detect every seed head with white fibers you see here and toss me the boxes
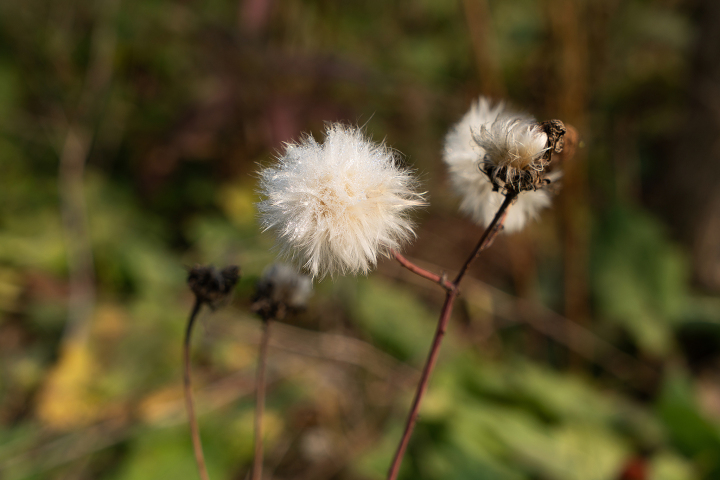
[257,124,426,278]
[473,115,549,192]
[443,97,553,233]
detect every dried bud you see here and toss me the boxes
[187,265,240,309]
[540,119,567,157]
[252,263,313,321]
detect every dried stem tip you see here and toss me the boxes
[187,265,241,309]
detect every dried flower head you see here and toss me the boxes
[257,124,426,278]
[252,263,313,321]
[474,116,550,192]
[187,265,240,309]
[443,97,563,233]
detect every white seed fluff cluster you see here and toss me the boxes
[474,116,549,185]
[443,97,552,233]
[257,124,425,279]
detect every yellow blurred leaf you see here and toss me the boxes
[138,385,184,425]
[218,184,257,227]
[36,339,102,430]
[0,266,22,312]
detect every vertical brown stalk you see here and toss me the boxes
[386,191,516,480]
[252,319,271,480]
[544,0,590,364]
[57,0,121,344]
[183,298,211,480]
[461,0,505,98]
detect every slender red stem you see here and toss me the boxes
[386,289,457,480]
[387,191,517,480]
[391,250,455,291]
[453,192,517,284]
[252,319,271,480]
[183,298,211,480]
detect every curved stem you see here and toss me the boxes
[387,191,517,480]
[183,298,211,480]
[391,250,455,291]
[252,319,271,480]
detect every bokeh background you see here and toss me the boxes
[2,0,720,479]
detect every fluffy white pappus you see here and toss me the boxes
[443,97,551,233]
[257,124,425,279]
[474,116,548,184]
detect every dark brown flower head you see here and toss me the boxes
[187,265,240,309]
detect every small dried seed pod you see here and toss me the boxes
[187,265,240,309]
[474,117,567,194]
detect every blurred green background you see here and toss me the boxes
[2,0,720,479]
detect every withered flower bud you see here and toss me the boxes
[252,263,313,321]
[187,265,240,309]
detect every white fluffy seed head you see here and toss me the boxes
[474,116,549,186]
[257,124,426,279]
[443,97,553,233]
[476,117,548,170]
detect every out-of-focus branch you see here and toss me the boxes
[2,322,415,477]
[58,125,94,342]
[252,320,271,480]
[382,253,657,384]
[461,0,505,98]
[544,0,591,365]
[58,0,121,343]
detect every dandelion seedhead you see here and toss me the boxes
[257,124,426,279]
[252,263,313,321]
[443,97,565,232]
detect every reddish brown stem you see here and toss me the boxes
[386,290,457,480]
[453,192,517,284]
[387,191,517,480]
[252,319,271,480]
[183,298,211,480]
[391,250,455,291]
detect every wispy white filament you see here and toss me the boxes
[257,124,425,278]
[443,97,552,233]
[474,116,548,184]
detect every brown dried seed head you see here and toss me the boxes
[187,265,241,309]
[479,118,567,194]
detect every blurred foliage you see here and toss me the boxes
[1,0,720,479]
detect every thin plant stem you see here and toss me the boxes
[391,250,455,291]
[183,298,211,480]
[252,319,272,480]
[452,191,517,284]
[386,191,517,480]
